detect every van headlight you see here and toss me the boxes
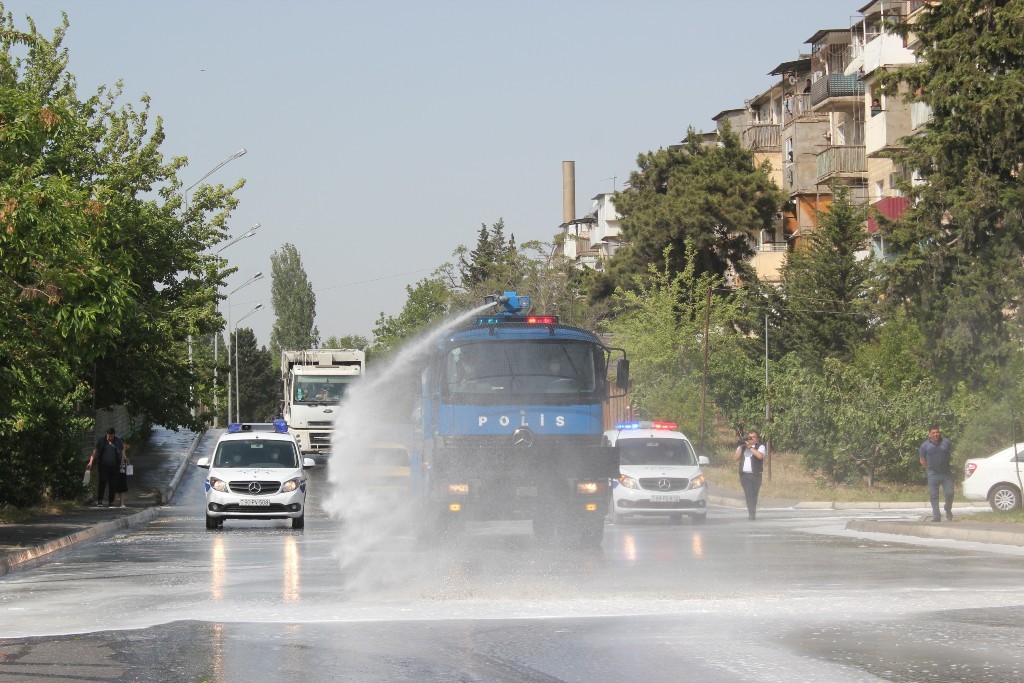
[209,477,229,493]
[618,474,640,489]
[281,477,302,493]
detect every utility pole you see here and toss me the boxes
[765,314,772,481]
[699,286,711,458]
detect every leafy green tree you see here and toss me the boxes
[459,219,514,287]
[0,7,238,505]
[322,334,369,350]
[593,125,786,301]
[323,333,374,366]
[881,0,1024,390]
[269,243,319,359]
[371,276,457,357]
[603,245,759,445]
[772,186,874,367]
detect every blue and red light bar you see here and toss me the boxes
[614,420,677,431]
[228,419,290,434]
[475,315,560,325]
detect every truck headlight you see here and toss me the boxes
[210,477,229,493]
[576,481,606,495]
[281,477,302,493]
[688,474,707,490]
[618,474,640,490]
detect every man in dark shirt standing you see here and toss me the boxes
[86,427,125,507]
[919,424,954,522]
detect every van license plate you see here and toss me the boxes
[651,495,679,503]
[240,498,270,506]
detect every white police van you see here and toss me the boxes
[605,421,709,525]
[196,421,316,529]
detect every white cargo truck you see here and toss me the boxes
[280,349,365,455]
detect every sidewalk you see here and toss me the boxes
[0,426,201,576]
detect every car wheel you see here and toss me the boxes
[691,513,707,525]
[989,484,1021,512]
[292,514,305,529]
[205,514,219,530]
[669,513,684,524]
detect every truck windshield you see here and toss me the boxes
[618,439,697,467]
[444,340,601,399]
[294,376,352,404]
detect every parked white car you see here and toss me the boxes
[197,421,316,529]
[605,421,709,525]
[963,442,1024,511]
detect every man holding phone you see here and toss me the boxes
[735,430,766,520]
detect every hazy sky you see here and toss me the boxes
[12,0,855,346]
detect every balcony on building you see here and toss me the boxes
[810,73,865,109]
[911,100,933,130]
[816,144,867,184]
[742,122,781,151]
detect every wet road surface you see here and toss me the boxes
[1,432,1022,682]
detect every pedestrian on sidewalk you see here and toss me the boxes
[86,427,126,507]
[919,423,954,522]
[114,443,132,508]
[735,430,766,520]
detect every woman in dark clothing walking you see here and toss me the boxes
[734,430,766,520]
[86,427,126,507]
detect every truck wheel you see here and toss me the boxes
[205,514,219,530]
[292,514,305,529]
[990,484,1021,511]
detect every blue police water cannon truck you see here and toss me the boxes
[410,291,630,547]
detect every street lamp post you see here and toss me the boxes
[225,272,264,426]
[233,303,265,424]
[184,148,247,213]
[181,148,248,421]
[212,224,261,427]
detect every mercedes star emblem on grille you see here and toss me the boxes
[248,482,262,494]
[512,427,534,448]
[658,478,671,491]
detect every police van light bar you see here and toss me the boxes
[614,420,677,431]
[227,420,290,434]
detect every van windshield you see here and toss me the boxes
[618,439,697,466]
[213,440,299,468]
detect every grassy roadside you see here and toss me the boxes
[704,450,931,503]
[705,449,1024,523]
[0,501,81,524]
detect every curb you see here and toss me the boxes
[846,519,1024,546]
[160,430,204,504]
[0,507,161,577]
[0,429,205,578]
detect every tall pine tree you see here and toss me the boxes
[881,0,1024,389]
